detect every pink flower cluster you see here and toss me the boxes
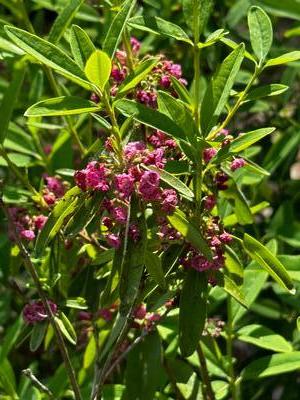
[8,207,48,242]
[43,175,66,205]
[74,161,109,192]
[23,300,57,324]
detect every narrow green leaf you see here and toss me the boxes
[55,313,77,345]
[34,186,81,257]
[244,84,289,102]
[237,324,293,353]
[216,272,248,308]
[179,269,208,357]
[265,51,300,67]
[243,233,295,293]
[30,322,48,352]
[242,352,300,380]
[25,96,101,117]
[248,6,273,62]
[144,165,194,200]
[230,127,275,153]
[0,60,25,144]
[128,15,192,44]
[223,185,253,225]
[48,0,84,44]
[201,44,245,135]
[170,76,192,105]
[70,24,95,69]
[167,210,212,260]
[84,50,112,91]
[182,0,213,39]
[117,58,158,96]
[0,316,23,363]
[4,26,90,88]
[115,99,186,140]
[145,251,166,290]
[224,201,269,227]
[102,0,137,58]
[221,37,256,62]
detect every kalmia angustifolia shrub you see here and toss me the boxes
[1,1,299,400]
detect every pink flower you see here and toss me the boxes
[112,207,128,225]
[219,232,232,244]
[203,148,217,163]
[124,141,146,159]
[139,170,161,201]
[204,195,216,211]
[114,173,135,198]
[160,75,171,88]
[143,148,166,169]
[43,144,52,155]
[116,50,127,65]
[102,216,113,229]
[230,158,245,171]
[23,300,57,324]
[111,66,126,82]
[215,172,229,190]
[44,176,65,197]
[90,93,100,103]
[161,189,178,214]
[75,162,109,192]
[33,215,48,230]
[20,229,35,241]
[134,304,147,320]
[169,63,182,78]
[106,233,121,249]
[98,308,113,322]
[130,37,141,53]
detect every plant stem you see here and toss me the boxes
[18,0,35,33]
[207,65,262,140]
[227,296,238,400]
[1,200,82,400]
[197,343,215,400]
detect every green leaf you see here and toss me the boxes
[115,99,186,140]
[243,233,295,293]
[5,26,90,88]
[143,165,194,200]
[221,37,256,63]
[244,84,289,102]
[0,359,18,399]
[70,24,95,69]
[145,250,166,290]
[248,6,273,63]
[242,352,300,380]
[34,186,81,257]
[253,0,300,21]
[0,60,25,144]
[25,96,101,117]
[200,44,245,135]
[265,51,300,67]
[216,272,248,308]
[102,0,137,58]
[167,210,212,260]
[119,207,147,316]
[179,269,208,357]
[170,76,192,105]
[230,127,275,153]
[223,184,253,225]
[128,15,192,44]
[84,50,112,91]
[30,322,48,352]
[48,0,84,44]
[237,324,293,353]
[182,0,213,39]
[0,316,23,363]
[117,58,158,96]
[55,313,77,345]
[83,335,96,369]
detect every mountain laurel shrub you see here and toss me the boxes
[1,0,300,399]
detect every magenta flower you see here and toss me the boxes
[33,215,48,230]
[161,189,178,214]
[203,148,217,163]
[112,206,128,225]
[134,304,147,320]
[114,173,135,198]
[20,229,35,241]
[130,37,141,53]
[75,162,109,192]
[44,176,65,197]
[106,233,121,249]
[204,195,216,211]
[143,148,166,169]
[23,300,57,324]
[230,158,245,171]
[160,75,171,88]
[139,170,161,201]
[124,141,146,159]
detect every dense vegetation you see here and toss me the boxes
[1,1,300,399]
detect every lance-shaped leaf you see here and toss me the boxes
[115,99,186,140]
[102,0,137,58]
[182,0,213,39]
[145,251,166,290]
[167,210,211,259]
[117,58,158,96]
[248,6,273,63]
[34,186,82,257]
[265,51,300,68]
[30,322,48,352]
[119,206,147,316]
[128,15,192,44]
[84,50,112,91]
[25,96,101,117]
[55,313,77,345]
[70,25,95,69]
[0,60,25,144]
[243,233,295,293]
[48,0,84,44]
[222,185,253,225]
[170,76,193,105]
[179,269,208,357]
[242,352,300,380]
[230,127,275,153]
[143,165,194,200]
[237,324,293,353]
[216,272,248,308]
[244,84,289,102]
[200,44,245,135]
[4,26,90,88]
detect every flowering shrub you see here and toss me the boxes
[1,1,300,400]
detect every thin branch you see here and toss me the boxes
[22,369,54,398]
